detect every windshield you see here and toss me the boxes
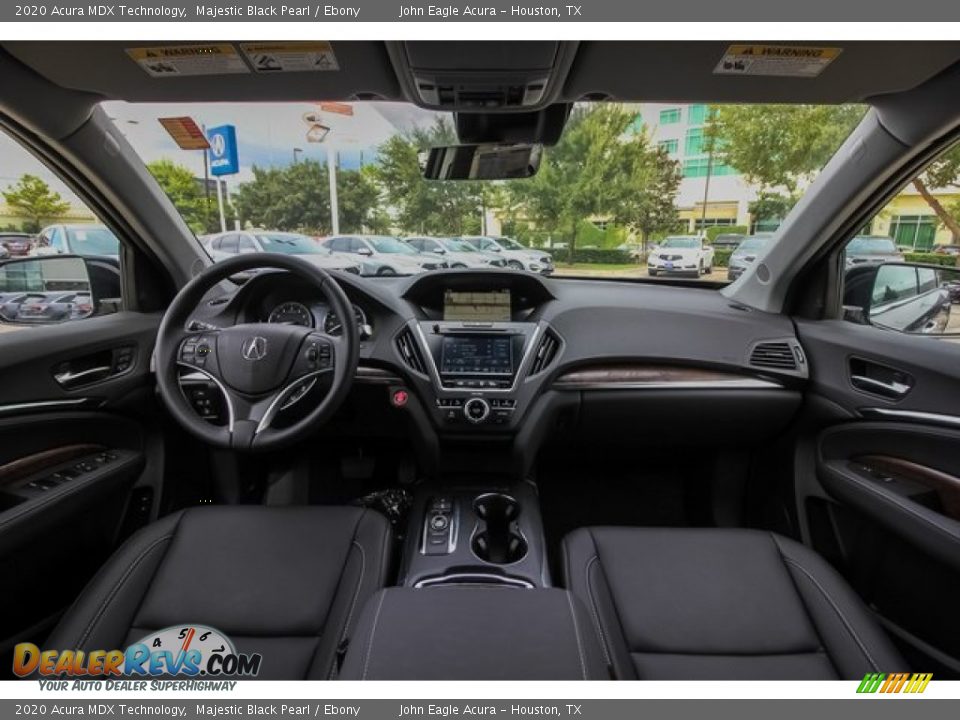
[255,232,322,254]
[661,237,700,249]
[440,239,477,253]
[735,236,773,253]
[104,100,864,282]
[847,237,898,254]
[368,236,417,255]
[498,237,527,251]
[67,227,120,256]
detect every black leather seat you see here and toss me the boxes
[562,527,906,680]
[47,506,392,679]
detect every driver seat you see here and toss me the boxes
[46,506,392,679]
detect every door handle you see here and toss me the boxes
[850,374,911,399]
[54,365,112,389]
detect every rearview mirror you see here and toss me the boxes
[420,143,543,180]
[867,262,960,335]
[0,256,98,324]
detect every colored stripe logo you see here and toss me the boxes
[857,672,932,694]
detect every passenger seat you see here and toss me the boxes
[562,527,905,679]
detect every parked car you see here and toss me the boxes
[203,231,361,274]
[711,233,746,251]
[0,291,90,323]
[726,233,775,281]
[647,235,715,277]
[0,232,34,257]
[404,236,507,268]
[458,235,554,274]
[322,235,448,275]
[933,243,960,256]
[844,235,905,268]
[32,224,120,258]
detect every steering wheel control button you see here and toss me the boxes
[464,398,490,424]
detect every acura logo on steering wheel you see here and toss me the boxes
[241,336,268,361]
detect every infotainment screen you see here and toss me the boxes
[443,289,511,322]
[440,336,514,376]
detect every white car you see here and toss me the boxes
[404,237,508,269]
[647,236,715,277]
[323,235,448,276]
[459,236,554,274]
[203,231,361,274]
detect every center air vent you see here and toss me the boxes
[749,341,799,371]
[395,328,428,375]
[529,330,560,375]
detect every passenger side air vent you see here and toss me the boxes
[749,341,798,371]
[529,330,560,375]
[395,328,428,375]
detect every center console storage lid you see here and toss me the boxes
[339,587,607,680]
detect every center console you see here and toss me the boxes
[399,481,550,589]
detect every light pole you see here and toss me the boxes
[327,144,339,235]
[293,147,302,163]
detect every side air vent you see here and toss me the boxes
[529,330,560,375]
[749,341,798,371]
[395,328,427,375]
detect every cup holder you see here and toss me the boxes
[472,493,528,565]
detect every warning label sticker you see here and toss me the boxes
[240,42,340,73]
[714,45,842,78]
[126,44,249,78]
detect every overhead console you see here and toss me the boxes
[386,41,579,112]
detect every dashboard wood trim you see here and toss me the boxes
[552,365,783,390]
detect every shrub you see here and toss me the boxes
[565,248,633,264]
[903,252,958,267]
[712,249,733,268]
[705,225,748,242]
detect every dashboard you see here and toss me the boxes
[189,268,809,456]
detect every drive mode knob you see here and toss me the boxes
[463,398,490,424]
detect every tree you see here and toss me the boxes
[508,104,681,260]
[1,174,70,232]
[146,160,220,233]
[707,104,865,223]
[236,161,329,233]
[619,143,682,251]
[374,117,485,235]
[912,144,960,244]
[234,160,384,235]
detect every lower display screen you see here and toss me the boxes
[440,335,514,376]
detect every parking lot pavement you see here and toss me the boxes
[552,264,729,283]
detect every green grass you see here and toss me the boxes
[555,262,639,272]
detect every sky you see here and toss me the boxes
[2,101,444,216]
[102,100,443,186]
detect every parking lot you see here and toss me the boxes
[551,263,729,282]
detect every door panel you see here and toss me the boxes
[0,311,161,675]
[795,318,960,675]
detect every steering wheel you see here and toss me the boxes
[155,253,359,452]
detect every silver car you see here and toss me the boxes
[203,231,361,274]
[404,237,507,269]
[323,235,448,276]
[844,235,905,269]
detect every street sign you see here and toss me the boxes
[207,125,239,176]
[318,102,354,116]
[157,117,209,150]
